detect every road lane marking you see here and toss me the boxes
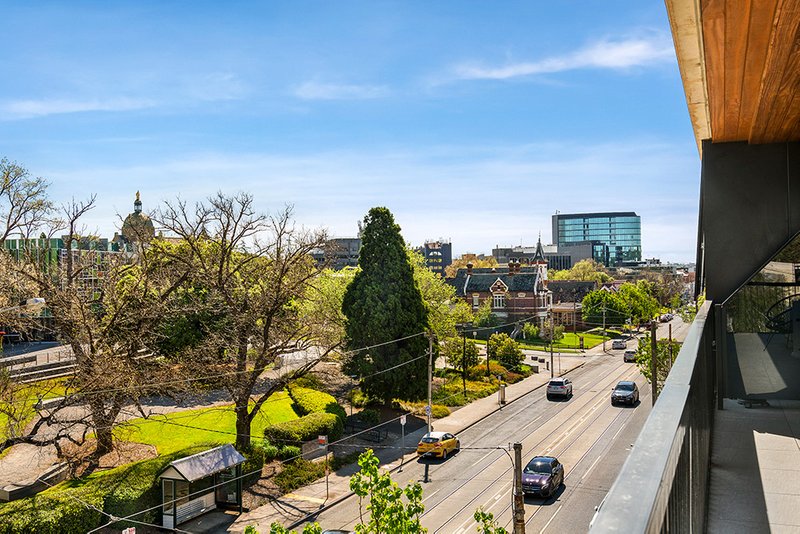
[581,455,603,482]
[539,504,562,534]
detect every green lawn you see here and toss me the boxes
[116,390,299,454]
[1,377,74,442]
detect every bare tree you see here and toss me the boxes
[1,197,173,464]
[154,192,336,449]
[0,158,53,244]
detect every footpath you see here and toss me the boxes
[227,350,598,534]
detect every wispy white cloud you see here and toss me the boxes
[292,81,389,100]
[45,138,699,262]
[0,97,156,120]
[451,34,674,81]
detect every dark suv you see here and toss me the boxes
[521,456,564,498]
[611,380,639,405]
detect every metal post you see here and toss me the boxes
[427,332,433,435]
[669,323,673,369]
[651,321,658,405]
[602,307,607,352]
[513,442,526,534]
[549,311,554,378]
[462,328,467,398]
[400,417,405,472]
[325,443,330,503]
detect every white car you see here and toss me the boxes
[611,339,627,350]
[546,377,573,400]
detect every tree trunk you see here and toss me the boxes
[95,424,114,457]
[234,400,252,450]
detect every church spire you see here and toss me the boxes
[533,234,546,264]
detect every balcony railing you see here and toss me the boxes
[589,301,715,533]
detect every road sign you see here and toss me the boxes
[318,435,327,449]
[424,405,431,416]
[400,415,407,426]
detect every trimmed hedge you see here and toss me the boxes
[288,386,347,424]
[264,411,343,446]
[274,459,326,494]
[467,362,521,382]
[0,445,212,534]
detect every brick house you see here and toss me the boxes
[449,239,552,326]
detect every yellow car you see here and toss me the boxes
[416,431,460,459]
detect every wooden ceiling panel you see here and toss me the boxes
[698,0,800,144]
[750,0,800,143]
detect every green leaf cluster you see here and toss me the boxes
[349,449,426,534]
[440,336,480,370]
[636,336,682,389]
[342,208,429,403]
[487,333,524,372]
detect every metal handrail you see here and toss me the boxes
[589,300,713,533]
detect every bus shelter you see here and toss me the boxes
[159,444,245,528]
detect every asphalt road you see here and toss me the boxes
[299,352,652,533]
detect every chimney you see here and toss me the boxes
[509,261,515,276]
[466,262,473,275]
[515,261,522,274]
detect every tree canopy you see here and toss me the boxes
[444,255,498,278]
[549,259,612,283]
[342,207,429,403]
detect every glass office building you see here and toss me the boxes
[551,212,642,266]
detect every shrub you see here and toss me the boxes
[274,459,326,494]
[467,361,511,381]
[262,442,280,462]
[487,333,524,371]
[348,388,371,408]
[397,401,450,419]
[288,386,347,425]
[278,445,302,461]
[522,322,539,339]
[264,411,343,446]
[357,408,380,426]
[433,381,498,406]
[241,444,267,486]
[441,337,480,370]
[290,375,323,390]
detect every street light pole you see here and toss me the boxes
[602,307,607,352]
[427,331,434,435]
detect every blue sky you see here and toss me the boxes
[1,1,699,261]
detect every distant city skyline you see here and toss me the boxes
[1,2,699,262]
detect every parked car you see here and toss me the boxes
[521,455,565,498]
[416,431,460,459]
[623,350,637,363]
[546,377,573,400]
[611,339,627,350]
[660,313,674,322]
[611,380,639,405]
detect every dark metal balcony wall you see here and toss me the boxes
[698,140,800,304]
[589,302,715,533]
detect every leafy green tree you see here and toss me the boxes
[522,322,539,339]
[298,266,359,348]
[408,249,473,340]
[350,449,426,534]
[487,333,523,371]
[441,336,479,370]
[342,208,429,403]
[549,259,612,283]
[473,298,499,328]
[618,282,660,325]
[474,509,509,534]
[636,336,682,392]
[539,321,565,343]
[582,290,628,327]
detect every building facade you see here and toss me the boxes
[415,240,452,276]
[311,237,361,270]
[551,212,641,266]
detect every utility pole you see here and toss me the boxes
[549,310,554,378]
[602,307,607,352]
[427,331,434,434]
[651,322,658,405]
[513,442,526,534]
[462,327,467,398]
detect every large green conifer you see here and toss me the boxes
[342,207,429,403]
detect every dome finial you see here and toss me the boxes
[134,191,142,214]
